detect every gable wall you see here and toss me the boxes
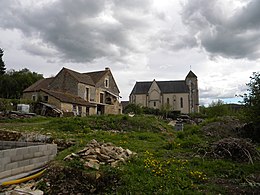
[95,72,119,95]
[49,70,78,95]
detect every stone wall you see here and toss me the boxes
[0,141,57,179]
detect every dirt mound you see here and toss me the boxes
[38,163,121,194]
[201,117,244,140]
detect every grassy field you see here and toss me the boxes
[1,115,260,194]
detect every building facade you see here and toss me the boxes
[23,67,122,116]
[129,71,199,113]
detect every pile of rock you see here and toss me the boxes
[64,139,136,170]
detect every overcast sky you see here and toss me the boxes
[1,0,259,105]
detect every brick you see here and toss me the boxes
[23,152,34,160]
[18,159,30,167]
[1,157,11,165]
[30,158,43,164]
[34,162,47,169]
[43,150,53,156]
[28,146,39,153]
[3,149,16,157]
[34,151,44,158]
[23,164,35,172]
[16,142,27,147]
[0,150,3,158]
[11,154,24,162]
[11,167,24,175]
[16,147,28,156]
[38,156,49,162]
[0,164,4,172]
[0,170,11,179]
[5,162,18,170]
[39,145,48,152]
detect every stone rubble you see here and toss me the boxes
[64,139,136,170]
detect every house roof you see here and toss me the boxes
[157,81,189,93]
[64,68,95,86]
[41,89,96,107]
[23,77,54,92]
[130,82,152,94]
[84,70,107,84]
[131,80,189,94]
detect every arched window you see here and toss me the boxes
[180,97,183,108]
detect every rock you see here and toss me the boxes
[111,161,119,167]
[98,153,110,161]
[83,154,97,160]
[85,160,100,170]
[95,147,101,154]
[125,149,133,156]
[63,139,136,169]
[115,147,124,153]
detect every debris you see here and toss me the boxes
[210,137,260,164]
[64,139,136,169]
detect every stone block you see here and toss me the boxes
[43,150,52,156]
[0,150,4,158]
[16,142,27,147]
[11,167,24,175]
[28,146,39,153]
[38,145,48,152]
[5,162,18,170]
[34,162,47,169]
[18,159,30,167]
[1,157,11,165]
[3,149,16,157]
[16,147,28,156]
[23,164,35,172]
[11,154,24,162]
[23,152,34,160]
[38,156,49,163]
[0,170,11,179]
[34,151,44,158]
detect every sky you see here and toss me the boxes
[0,0,259,105]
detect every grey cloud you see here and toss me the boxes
[180,0,260,60]
[0,0,160,63]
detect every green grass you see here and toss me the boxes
[1,115,260,194]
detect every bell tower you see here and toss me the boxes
[185,71,199,113]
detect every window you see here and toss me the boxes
[72,105,77,115]
[180,97,183,108]
[100,93,104,103]
[105,78,109,88]
[154,102,156,107]
[167,98,170,105]
[32,95,36,101]
[85,88,89,101]
[43,96,48,102]
[78,106,82,116]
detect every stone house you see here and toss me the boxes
[23,67,122,116]
[129,71,199,113]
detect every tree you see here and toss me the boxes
[0,48,6,75]
[243,72,260,122]
[206,99,229,118]
[0,68,43,99]
[123,103,143,114]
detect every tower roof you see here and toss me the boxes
[186,70,197,78]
